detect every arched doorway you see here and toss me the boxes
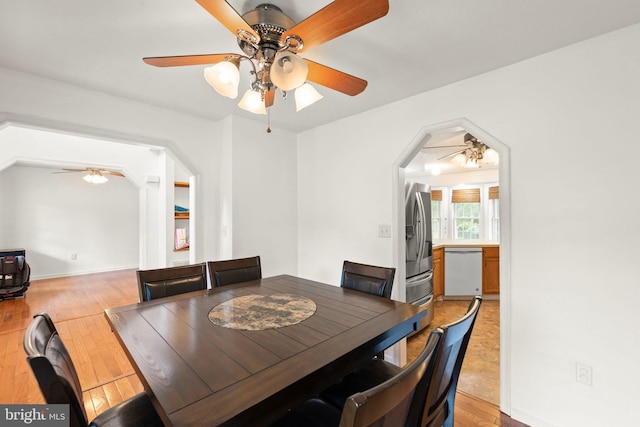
[392,118,512,414]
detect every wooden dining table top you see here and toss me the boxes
[104,274,426,426]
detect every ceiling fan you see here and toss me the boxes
[53,168,125,184]
[143,0,390,131]
[423,133,498,169]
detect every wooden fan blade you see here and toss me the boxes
[283,0,389,52]
[143,53,240,67]
[105,171,125,178]
[61,168,86,172]
[195,0,259,42]
[422,145,468,149]
[305,59,367,96]
[264,89,275,108]
[437,149,466,161]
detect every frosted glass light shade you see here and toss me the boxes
[294,83,323,111]
[238,89,266,115]
[83,171,108,184]
[204,62,240,99]
[270,51,308,91]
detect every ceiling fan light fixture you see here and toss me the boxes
[270,51,308,91]
[204,60,240,99]
[238,89,267,114]
[295,83,323,111]
[83,171,108,185]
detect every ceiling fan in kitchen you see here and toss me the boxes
[142,0,389,131]
[53,168,125,184]
[422,133,499,169]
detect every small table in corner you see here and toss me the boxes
[104,274,425,427]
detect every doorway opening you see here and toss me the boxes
[392,118,511,414]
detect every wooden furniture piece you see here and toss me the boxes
[206,255,262,287]
[104,275,425,427]
[270,329,442,427]
[321,296,482,427]
[136,263,207,302]
[482,246,500,294]
[340,260,396,299]
[432,247,444,299]
[24,313,163,427]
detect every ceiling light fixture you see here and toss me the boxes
[201,5,322,131]
[83,170,108,184]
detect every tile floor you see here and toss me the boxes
[406,298,500,405]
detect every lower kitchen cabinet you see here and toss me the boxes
[433,247,444,299]
[482,246,500,294]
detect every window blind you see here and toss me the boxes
[488,186,499,200]
[451,188,480,203]
[431,189,442,201]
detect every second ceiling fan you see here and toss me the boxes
[143,0,389,127]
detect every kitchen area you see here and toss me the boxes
[404,128,501,307]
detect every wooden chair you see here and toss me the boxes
[413,295,482,427]
[269,329,442,427]
[136,263,207,302]
[341,260,396,299]
[206,255,261,287]
[23,313,163,427]
[322,296,482,427]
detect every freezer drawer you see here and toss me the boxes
[444,247,482,296]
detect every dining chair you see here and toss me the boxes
[340,260,396,299]
[322,296,482,427]
[23,313,163,427]
[136,262,207,302]
[269,329,442,427]
[206,255,261,287]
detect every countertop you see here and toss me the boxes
[433,240,499,249]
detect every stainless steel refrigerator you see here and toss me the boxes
[405,182,434,330]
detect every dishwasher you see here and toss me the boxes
[444,247,482,297]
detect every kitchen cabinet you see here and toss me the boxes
[482,246,500,294]
[433,247,444,299]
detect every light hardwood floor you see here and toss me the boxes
[0,270,527,426]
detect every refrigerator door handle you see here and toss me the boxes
[416,192,426,262]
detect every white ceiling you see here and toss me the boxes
[2,1,640,134]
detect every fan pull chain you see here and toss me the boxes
[266,108,272,133]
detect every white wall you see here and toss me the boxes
[0,66,222,266]
[297,24,640,427]
[229,116,298,277]
[0,165,138,278]
[0,66,299,278]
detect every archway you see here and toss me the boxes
[392,117,512,414]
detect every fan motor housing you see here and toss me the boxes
[239,4,295,57]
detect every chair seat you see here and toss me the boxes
[270,398,342,427]
[89,392,163,427]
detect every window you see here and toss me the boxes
[489,186,500,241]
[430,189,442,240]
[451,188,480,240]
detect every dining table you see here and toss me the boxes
[104,274,426,426]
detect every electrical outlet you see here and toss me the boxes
[70,253,77,260]
[378,224,391,238]
[576,362,592,386]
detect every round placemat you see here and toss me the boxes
[208,293,316,331]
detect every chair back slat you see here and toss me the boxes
[207,256,261,287]
[340,330,442,427]
[341,261,396,299]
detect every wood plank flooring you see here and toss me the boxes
[0,270,528,426]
